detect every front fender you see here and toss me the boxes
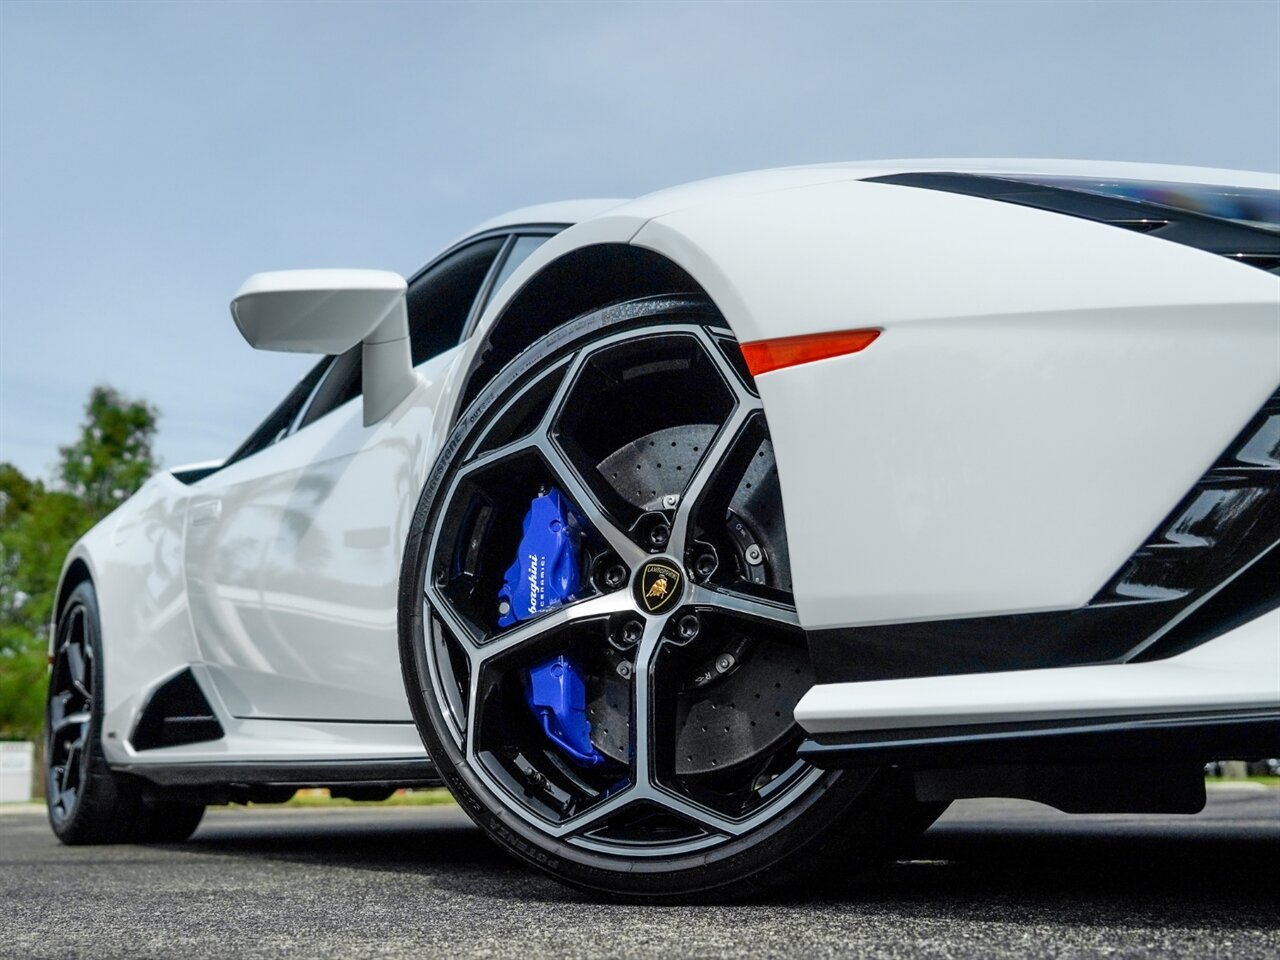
[52,472,202,763]
[629,179,1280,630]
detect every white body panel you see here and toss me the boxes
[55,159,1279,777]
[795,607,1280,735]
[183,347,460,722]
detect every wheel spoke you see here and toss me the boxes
[629,618,666,791]
[61,740,82,787]
[473,590,636,667]
[544,617,666,840]
[687,583,801,629]
[693,327,759,402]
[453,435,541,486]
[66,641,87,690]
[53,710,90,734]
[539,439,648,569]
[48,692,66,730]
[668,407,755,562]
[546,783,641,839]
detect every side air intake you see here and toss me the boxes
[130,669,224,751]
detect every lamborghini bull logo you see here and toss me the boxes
[637,561,682,613]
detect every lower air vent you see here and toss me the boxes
[130,669,224,751]
[1091,390,1280,653]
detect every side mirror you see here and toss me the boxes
[231,270,416,426]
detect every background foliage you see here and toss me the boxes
[0,386,159,742]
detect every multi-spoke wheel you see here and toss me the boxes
[47,588,95,827]
[45,581,205,845]
[400,297,940,898]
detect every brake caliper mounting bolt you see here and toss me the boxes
[716,653,735,673]
[662,494,679,509]
[648,522,671,549]
[677,613,700,642]
[616,661,633,679]
[744,544,763,566]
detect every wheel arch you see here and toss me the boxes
[459,243,712,412]
[52,554,94,644]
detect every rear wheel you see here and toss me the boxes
[399,297,940,898]
[46,581,205,845]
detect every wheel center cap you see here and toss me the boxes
[635,558,684,614]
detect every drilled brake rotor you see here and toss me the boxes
[591,423,802,773]
[675,639,811,775]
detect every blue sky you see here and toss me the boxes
[2,0,1277,479]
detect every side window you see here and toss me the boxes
[295,345,362,430]
[220,358,331,468]
[407,237,506,367]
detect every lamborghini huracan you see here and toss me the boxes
[45,160,1280,898]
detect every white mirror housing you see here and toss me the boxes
[230,269,417,426]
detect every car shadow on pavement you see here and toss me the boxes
[181,800,1280,920]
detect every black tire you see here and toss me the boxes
[46,581,205,845]
[399,296,942,900]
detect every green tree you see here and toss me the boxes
[0,386,160,743]
[58,386,159,516]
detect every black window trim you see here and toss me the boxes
[460,229,559,340]
[286,355,336,437]
[216,357,333,472]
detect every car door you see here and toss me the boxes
[184,235,517,721]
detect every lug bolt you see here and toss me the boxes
[694,553,717,580]
[744,544,763,566]
[677,613,700,642]
[603,563,627,589]
[648,522,671,549]
[621,619,644,646]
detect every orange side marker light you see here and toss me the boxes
[739,329,881,377]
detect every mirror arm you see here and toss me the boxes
[361,301,417,426]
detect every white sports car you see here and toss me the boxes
[46,160,1280,898]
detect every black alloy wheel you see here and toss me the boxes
[399,296,941,899]
[45,581,205,845]
[46,587,96,827]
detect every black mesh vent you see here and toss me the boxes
[130,669,224,751]
[1089,387,1280,658]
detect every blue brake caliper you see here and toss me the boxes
[499,489,605,767]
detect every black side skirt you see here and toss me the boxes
[798,709,1280,769]
[112,757,442,790]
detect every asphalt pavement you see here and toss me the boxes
[1,787,1276,959]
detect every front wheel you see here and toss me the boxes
[399,297,940,898]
